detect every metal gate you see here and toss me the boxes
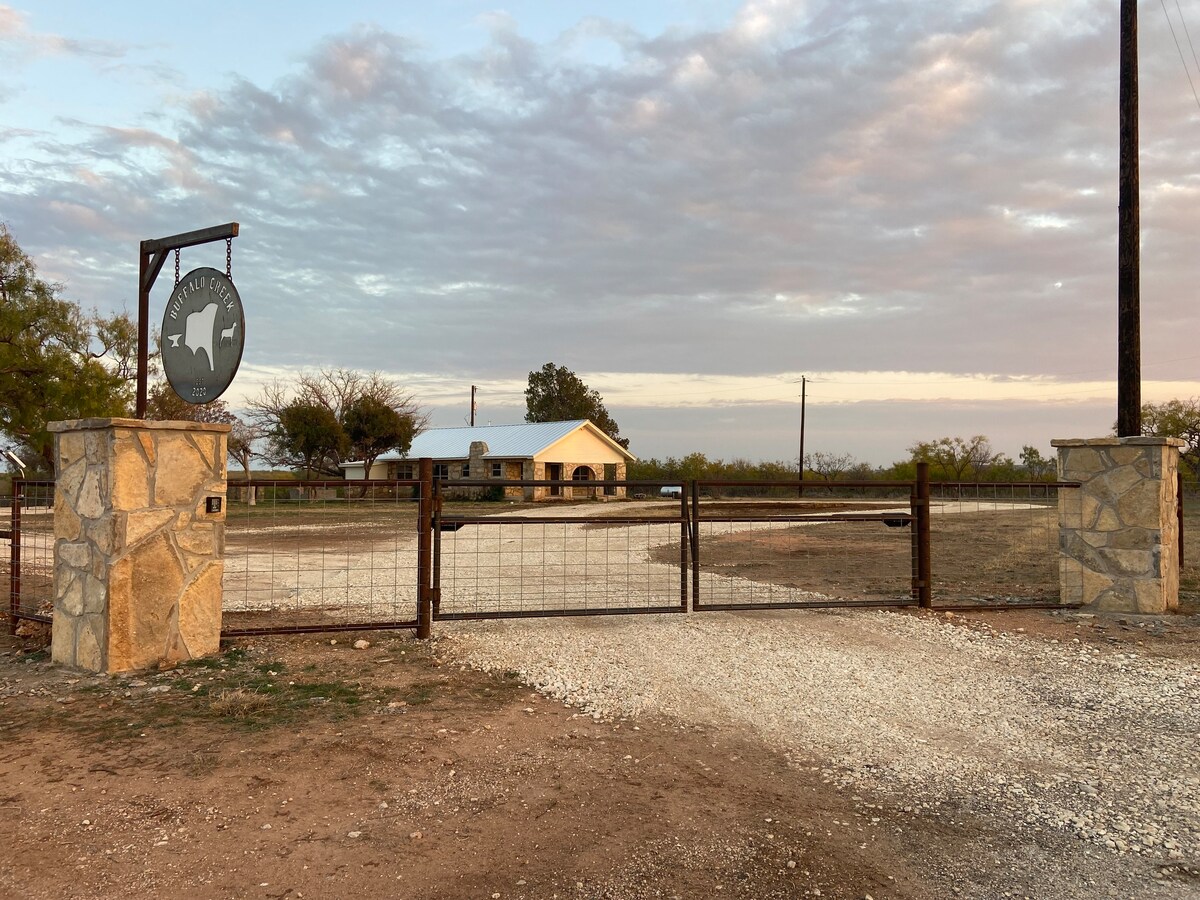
[4,479,56,633]
[687,479,928,612]
[431,477,691,621]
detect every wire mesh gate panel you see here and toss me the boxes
[432,481,688,620]
[221,480,421,636]
[927,482,1076,608]
[3,480,56,631]
[689,481,921,611]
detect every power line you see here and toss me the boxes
[1160,0,1200,113]
[1175,0,1200,84]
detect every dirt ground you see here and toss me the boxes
[2,605,1198,900]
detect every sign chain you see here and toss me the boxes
[174,249,180,288]
[226,238,233,281]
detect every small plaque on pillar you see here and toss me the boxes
[206,496,223,514]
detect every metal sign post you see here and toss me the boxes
[136,222,240,417]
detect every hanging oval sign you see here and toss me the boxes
[160,266,246,405]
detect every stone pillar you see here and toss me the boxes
[1052,437,1182,613]
[50,418,230,673]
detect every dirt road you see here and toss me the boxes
[2,604,1197,899]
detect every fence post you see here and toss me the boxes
[417,457,433,639]
[432,477,442,616]
[8,484,20,635]
[1179,471,1185,568]
[679,483,689,611]
[690,480,701,610]
[913,462,932,609]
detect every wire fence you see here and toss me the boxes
[4,472,1085,638]
[690,481,920,610]
[3,480,56,630]
[433,480,688,620]
[927,482,1068,607]
[220,480,422,636]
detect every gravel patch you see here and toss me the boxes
[440,609,1200,866]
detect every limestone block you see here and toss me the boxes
[1105,465,1144,497]
[111,435,151,510]
[56,456,87,511]
[1061,448,1107,478]
[1080,493,1102,529]
[123,508,176,548]
[1062,533,1107,572]
[154,437,209,507]
[1059,559,1084,604]
[107,532,184,672]
[1098,548,1153,577]
[76,617,104,671]
[83,515,117,556]
[1133,579,1169,614]
[51,617,77,667]
[55,493,81,541]
[59,573,85,617]
[1117,480,1163,529]
[178,561,223,658]
[1105,528,1154,551]
[1081,568,1115,606]
[1092,584,1136,612]
[1059,488,1082,528]
[57,430,86,470]
[1095,505,1121,532]
[59,540,90,568]
[1108,446,1144,467]
[137,431,155,465]
[175,523,215,557]
[84,429,107,464]
[82,574,106,614]
[77,469,106,519]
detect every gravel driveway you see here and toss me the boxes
[441,606,1200,897]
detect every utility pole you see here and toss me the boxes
[1117,0,1141,436]
[470,385,477,426]
[798,376,807,495]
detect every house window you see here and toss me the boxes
[393,463,414,480]
[491,462,503,478]
[461,463,471,478]
[433,464,450,480]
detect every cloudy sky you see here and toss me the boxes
[3,1,1199,465]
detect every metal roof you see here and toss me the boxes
[346,420,634,466]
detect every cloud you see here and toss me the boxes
[3,0,1198,431]
[0,5,127,60]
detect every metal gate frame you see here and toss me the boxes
[428,471,692,623]
[687,469,930,613]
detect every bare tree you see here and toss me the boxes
[246,368,427,476]
[804,451,856,491]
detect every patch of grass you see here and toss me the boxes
[210,687,274,718]
[400,680,439,706]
